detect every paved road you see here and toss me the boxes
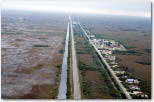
[70,16,81,99]
[57,22,70,99]
[78,22,132,99]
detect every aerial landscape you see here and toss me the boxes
[1,0,151,100]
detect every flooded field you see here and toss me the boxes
[1,10,67,98]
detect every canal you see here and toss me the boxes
[57,22,70,99]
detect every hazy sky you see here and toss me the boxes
[2,0,151,17]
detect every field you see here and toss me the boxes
[74,14,151,95]
[1,10,68,98]
[73,24,123,99]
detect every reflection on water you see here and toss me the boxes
[58,23,70,99]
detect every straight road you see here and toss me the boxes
[78,22,132,99]
[70,16,81,99]
[57,22,70,99]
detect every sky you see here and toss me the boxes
[2,0,151,17]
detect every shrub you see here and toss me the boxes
[56,64,62,68]
[33,44,49,47]
[59,49,64,53]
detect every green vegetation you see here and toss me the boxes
[80,71,91,98]
[54,64,62,99]
[58,49,64,53]
[138,81,151,99]
[2,31,21,35]
[144,48,151,54]
[74,26,122,99]
[38,38,47,40]
[120,29,137,31]
[33,44,49,47]
[79,61,99,71]
[66,33,71,99]
[56,64,62,69]
[94,34,104,39]
[118,41,136,49]
[113,50,142,56]
[135,61,151,65]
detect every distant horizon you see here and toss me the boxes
[2,0,151,18]
[2,8,151,19]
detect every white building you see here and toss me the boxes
[125,79,139,84]
[129,85,140,91]
[114,71,125,74]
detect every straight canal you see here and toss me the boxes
[57,22,70,99]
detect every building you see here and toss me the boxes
[125,79,139,84]
[114,71,125,74]
[129,85,140,91]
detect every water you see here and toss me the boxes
[57,22,70,99]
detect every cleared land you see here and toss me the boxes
[1,10,67,98]
[74,14,151,96]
